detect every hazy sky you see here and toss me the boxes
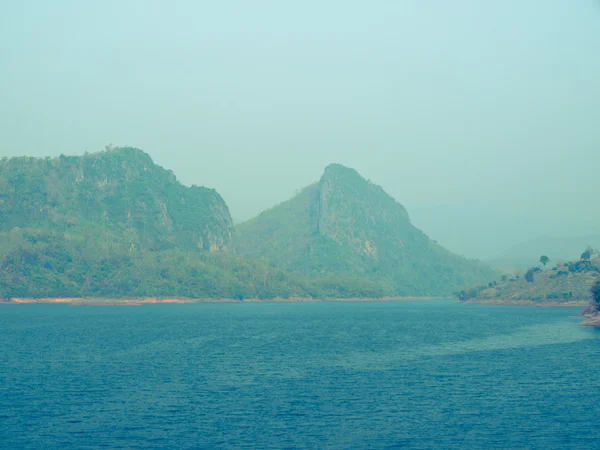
[1,1,599,258]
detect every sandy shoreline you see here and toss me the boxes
[0,296,446,306]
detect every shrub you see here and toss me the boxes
[592,280,600,308]
[525,267,541,283]
[568,260,599,273]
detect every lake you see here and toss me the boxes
[1,300,599,449]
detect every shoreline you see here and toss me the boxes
[4,296,597,327]
[580,313,600,328]
[462,299,588,308]
[0,296,446,306]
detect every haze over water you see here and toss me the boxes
[1,301,599,448]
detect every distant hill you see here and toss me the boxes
[487,235,600,270]
[0,148,318,300]
[458,256,600,305]
[234,163,498,296]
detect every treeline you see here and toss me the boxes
[454,281,498,301]
[455,247,600,302]
[523,248,599,284]
[0,228,387,300]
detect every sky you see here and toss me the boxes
[1,1,599,259]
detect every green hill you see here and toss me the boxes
[0,147,231,252]
[234,163,498,296]
[458,256,600,305]
[0,148,317,300]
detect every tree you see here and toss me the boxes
[592,280,600,309]
[501,274,508,283]
[581,246,595,261]
[524,267,540,283]
[539,255,549,266]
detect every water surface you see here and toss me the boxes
[1,300,599,448]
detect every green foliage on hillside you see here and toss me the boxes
[0,228,320,299]
[524,267,541,283]
[457,251,600,303]
[0,150,407,300]
[591,280,600,310]
[0,148,323,299]
[235,163,498,296]
[0,147,232,252]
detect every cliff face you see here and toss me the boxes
[0,147,232,252]
[314,164,410,259]
[235,163,498,296]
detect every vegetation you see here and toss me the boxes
[0,147,235,251]
[486,236,600,270]
[0,148,332,299]
[3,148,470,300]
[581,247,594,261]
[456,248,600,304]
[0,228,320,299]
[592,280,600,311]
[524,267,541,283]
[235,163,499,296]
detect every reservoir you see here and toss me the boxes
[1,300,598,448]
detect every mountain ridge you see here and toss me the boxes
[0,148,322,299]
[1,150,499,299]
[0,147,232,252]
[235,163,498,296]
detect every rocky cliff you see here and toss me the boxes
[235,163,498,296]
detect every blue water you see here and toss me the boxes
[1,300,599,449]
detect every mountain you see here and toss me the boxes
[487,235,600,270]
[0,148,317,300]
[234,163,498,296]
[0,147,231,252]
